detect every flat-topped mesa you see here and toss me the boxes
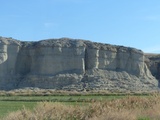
[18,38,145,76]
[0,37,158,91]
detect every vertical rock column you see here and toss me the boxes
[0,40,20,89]
[0,42,20,76]
[0,43,8,64]
[128,51,144,76]
[85,48,99,69]
[0,43,8,76]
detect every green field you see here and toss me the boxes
[0,95,125,118]
[0,93,151,119]
[0,95,125,102]
[0,101,36,118]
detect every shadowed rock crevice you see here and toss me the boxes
[145,54,160,79]
[15,48,32,76]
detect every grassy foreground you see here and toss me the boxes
[0,94,124,118]
[1,93,160,120]
[0,101,36,118]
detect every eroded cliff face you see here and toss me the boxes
[145,54,160,80]
[0,37,158,91]
[0,37,20,89]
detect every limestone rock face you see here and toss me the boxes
[0,37,158,91]
[145,54,160,80]
[0,37,20,89]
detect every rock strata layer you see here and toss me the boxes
[0,37,159,92]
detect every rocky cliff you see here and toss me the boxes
[0,37,159,92]
[145,53,160,80]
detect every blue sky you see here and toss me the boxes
[0,0,160,53]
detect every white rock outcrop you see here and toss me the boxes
[0,37,158,91]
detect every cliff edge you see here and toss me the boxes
[0,37,159,92]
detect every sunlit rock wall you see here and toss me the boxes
[0,37,158,91]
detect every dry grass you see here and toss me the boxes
[3,93,160,120]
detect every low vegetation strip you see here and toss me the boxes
[2,93,160,120]
[0,95,125,102]
[0,94,125,118]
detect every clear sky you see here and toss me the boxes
[0,0,160,53]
